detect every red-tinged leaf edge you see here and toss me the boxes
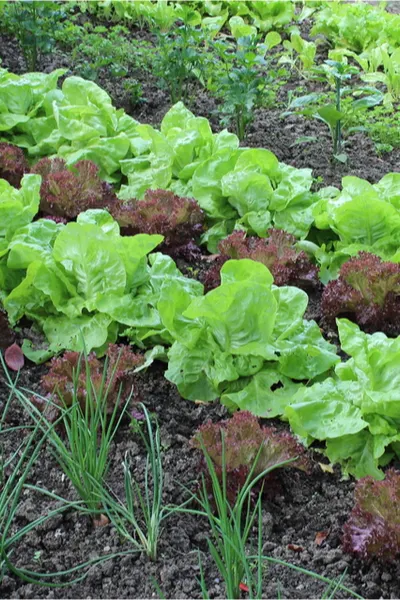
[287,543,304,553]
[5,343,25,371]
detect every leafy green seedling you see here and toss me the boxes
[2,0,66,70]
[283,60,382,162]
[152,10,209,103]
[209,33,281,140]
[279,33,317,74]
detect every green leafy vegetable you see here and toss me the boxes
[314,174,400,281]
[0,174,41,257]
[286,319,400,479]
[160,259,338,410]
[2,210,202,354]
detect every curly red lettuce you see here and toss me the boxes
[32,344,144,421]
[192,411,310,504]
[203,229,319,292]
[0,143,29,187]
[111,189,205,258]
[322,252,400,335]
[31,158,118,219]
[342,469,400,562]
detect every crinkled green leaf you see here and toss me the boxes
[162,259,337,405]
[0,174,41,256]
[221,366,301,417]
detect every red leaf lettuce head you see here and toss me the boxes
[31,158,118,219]
[191,411,310,504]
[202,229,319,291]
[111,189,205,257]
[33,344,144,421]
[0,143,29,187]
[322,252,400,335]
[342,468,400,562]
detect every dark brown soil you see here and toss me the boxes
[2,364,400,600]
[2,8,400,600]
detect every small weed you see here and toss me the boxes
[152,19,209,103]
[2,0,66,70]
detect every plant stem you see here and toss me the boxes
[334,75,342,154]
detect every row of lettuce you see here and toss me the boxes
[3,69,400,261]
[72,0,400,53]
[2,69,400,482]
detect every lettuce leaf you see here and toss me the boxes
[160,259,338,407]
[0,72,323,244]
[2,210,201,354]
[314,175,400,280]
[0,174,41,257]
[286,319,400,479]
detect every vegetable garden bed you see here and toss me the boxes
[2,1,400,599]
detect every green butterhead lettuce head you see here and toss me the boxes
[0,68,66,133]
[0,174,41,257]
[314,174,400,281]
[160,259,338,409]
[286,319,400,479]
[2,210,201,355]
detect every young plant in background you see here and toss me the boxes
[310,1,400,54]
[321,61,360,160]
[123,78,146,110]
[361,47,400,108]
[279,33,317,75]
[209,33,281,140]
[283,60,382,162]
[2,0,66,70]
[152,8,209,103]
[67,24,149,92]
[71,0,180,31]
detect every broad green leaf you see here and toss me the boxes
[44,313,114,353]
[52,222,126,310]
[221,366,301,417]
[286,379,367,440]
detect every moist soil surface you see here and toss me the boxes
[3,365,400,600]
[1,9,400,600]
